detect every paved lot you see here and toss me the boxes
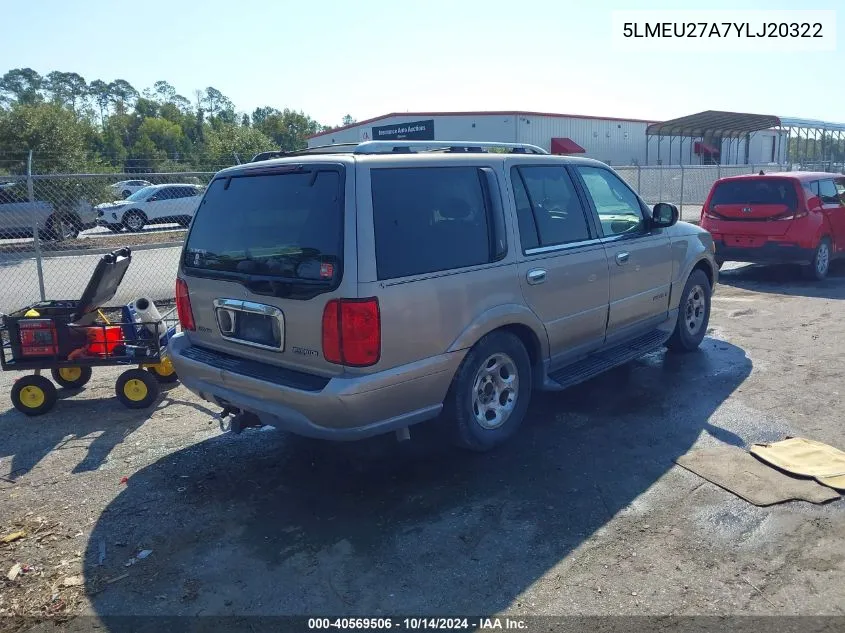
[1,261,844,628]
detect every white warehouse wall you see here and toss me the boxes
[515,114,650,165]
[307,112,786,166]
[310,114,518,147]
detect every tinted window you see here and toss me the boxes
[818,179,840,205]
[125,186,157,202]
[510,170,539,251]
[184,167,343,281]
[835,178,845,202]
[576,166,644,237]
[710,179,798,207]
[511,166,590,248]
[371,167,492,280]
[172,187,194,198]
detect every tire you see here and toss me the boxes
[667,269,711,353]
[146,358,179,383]
[803,237,831,281]
[51,366,93,389]
[11,375,58,416]
[442,331,532,452]
[115,368,160,409]
[123,210,146,232]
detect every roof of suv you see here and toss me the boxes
[215,150,612,179]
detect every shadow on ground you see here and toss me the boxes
[0,381,212,480]
[83,338,751,626]
[718,261,845,299]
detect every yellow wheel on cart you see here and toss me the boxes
[51,366,93,389]
[11,375,58,416]
[115,368,160,409]
[144,357,178,383]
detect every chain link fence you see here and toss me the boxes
[0,162,797,314]
[0,172,215,314]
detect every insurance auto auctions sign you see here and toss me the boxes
[371,119,435,140]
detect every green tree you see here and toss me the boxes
[45,71,88,112]
[0,68,44,105]
[203,124,275,167]
[202,87,233,118]
[108,79,138,114]
[255,108,324,151]
[342,114,356,126]
[88,79,112,126]
[251,106,279,127]
[0,101,100,173]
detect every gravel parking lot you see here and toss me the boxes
[1,261,844,630]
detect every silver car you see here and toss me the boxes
[168,141,718,451]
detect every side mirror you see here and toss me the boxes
[651,202,679,228]
[806,195,823,211]
[148,196,158,202]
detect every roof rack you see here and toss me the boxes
[249,143,360,162]
[353,140,548,154]
[248,140,548,162]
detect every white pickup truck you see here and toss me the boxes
[0,181,97,241]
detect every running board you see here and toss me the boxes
[544,329,670,391]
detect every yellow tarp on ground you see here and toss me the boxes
[750,437,845,492]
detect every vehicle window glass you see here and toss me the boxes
[711,179,798,207]
[512,166,590,247]
[576,166,644,237]
[834,178,845,204]
[808,181,820,197]
[184,168,343,281]
[509,168,539,251]
[819,179,840,205]
[125,185,157,202]
[371,167,492,280]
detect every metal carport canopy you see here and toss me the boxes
[646,110,781,138]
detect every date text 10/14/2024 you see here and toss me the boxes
[308,617,528,630]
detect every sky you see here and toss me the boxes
[1,0,843,127]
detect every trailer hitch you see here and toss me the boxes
[229,411,262,435]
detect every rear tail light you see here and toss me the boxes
[18,319,58,357]
[321,298,380,367]
[175,277,195,331]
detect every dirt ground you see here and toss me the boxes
[1,261,844,631]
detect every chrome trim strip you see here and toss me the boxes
[212,298,285,352]
[525,238,603,256]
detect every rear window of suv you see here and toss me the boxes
[183,166,344,284]
[371,167,494,280]
[710,178,798,207]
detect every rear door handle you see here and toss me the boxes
[527,269,546,285]
[615,252,630,265]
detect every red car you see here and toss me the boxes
[701,171,845,280]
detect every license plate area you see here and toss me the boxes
[726,235,764,248]
[214,299,284,352]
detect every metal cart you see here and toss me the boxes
[0,247,180,416]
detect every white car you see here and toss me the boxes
[96,183,204,232]
[110,179,153,199]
